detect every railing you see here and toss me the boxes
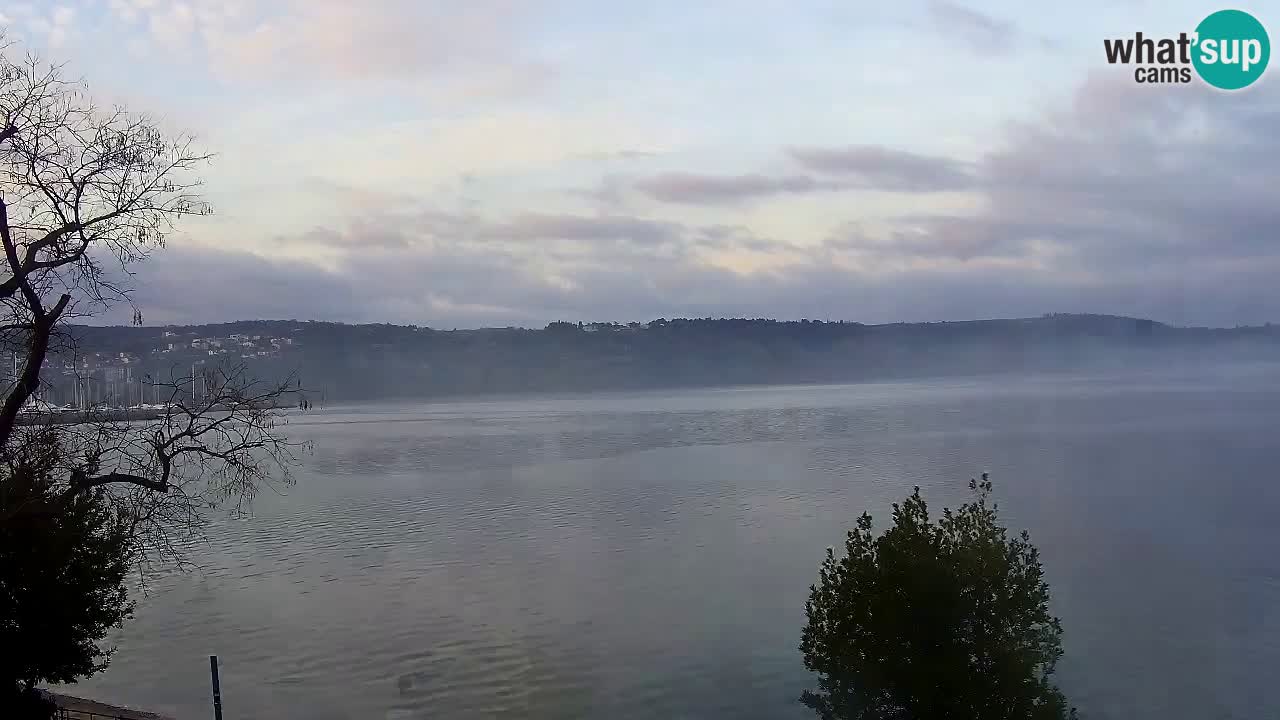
[56,709,137,720]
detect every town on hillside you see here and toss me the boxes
[7,329,300,412]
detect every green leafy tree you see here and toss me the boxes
[800,474,1075,720]
[0,430,133,714]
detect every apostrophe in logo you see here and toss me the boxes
[1103,9,1270,90]
[1192,10,1269,90]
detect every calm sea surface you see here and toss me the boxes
[71,367,1280,719]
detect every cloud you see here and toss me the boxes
[812,73,1280,325]
[575,150,663,162]
[928,1,1012,52]
[110,247,358,326]
[621,146,976,206]
[4,2,77,48]
[788,145,978,192]
[824,216,1061,267]
[86,68,1280,330]
[201,0,548,92]
[113,237,1280,330]
[632,173,843,205]
[473,213,684,246]
[927,0,1055,55]
[229,108,679,197]
[107,208,788,327]
[977,75,1280,271]
[93,0,553,100]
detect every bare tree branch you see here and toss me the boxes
[70,469,167,493]
[0,45,301,570]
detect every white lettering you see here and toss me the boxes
[1200,38,1219,64]
[1220,38,1239,65]
[1242,39,1262,72]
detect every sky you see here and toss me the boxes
[2,0,1278,328]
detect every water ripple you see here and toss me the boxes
[69,372,1280,720]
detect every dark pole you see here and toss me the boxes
[210,655,223,720]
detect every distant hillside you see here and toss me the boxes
[29,314,1280,405]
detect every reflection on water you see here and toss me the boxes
[72,368,1280,719]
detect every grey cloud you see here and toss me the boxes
[928,1,1012,52]
[788,145,978,192]
[103,75,1280,330]
[632,172,843,205]
[106,244,546,329]
[104,211,740,327]
[300,226,413,250]
[115,241,1280,330]
[574,174,631,210]
[296,178,423,215]
[977,75,1280,269]
[574,150,663,161]
[609,147,977,207]
[100,247,359,327]
[293,210,688,250]
[692,224,798,253]
[1002,125,1279,256]
[473,213,684,246]
[927,1,1056,55]
[817,74,1280,325]
[825,217,1046,264]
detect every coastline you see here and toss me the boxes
[16,403,293,426]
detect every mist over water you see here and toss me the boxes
[71,365,1280,720]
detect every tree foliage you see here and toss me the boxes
[0,429,132,702]
[800,475,1075,720]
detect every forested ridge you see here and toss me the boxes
[57,313,1280,403]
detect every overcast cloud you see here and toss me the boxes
[12,1,1279,328]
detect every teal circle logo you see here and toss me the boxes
[1192,10,1270,90]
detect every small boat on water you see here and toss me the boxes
[18,399,62,414]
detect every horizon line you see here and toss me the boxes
[68,313,1279,332]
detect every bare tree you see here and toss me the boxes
[0,48,299,564]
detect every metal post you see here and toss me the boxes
[210,655,223,720]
